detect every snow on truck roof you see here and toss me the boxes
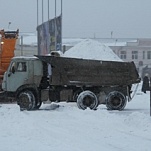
[12,56,38,60]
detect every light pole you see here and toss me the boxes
[42,0,44,23]
[48,0,49,20]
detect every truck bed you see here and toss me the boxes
[36,55,140,86]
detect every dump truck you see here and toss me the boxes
[0,54,140,111]
[0,29,19,90]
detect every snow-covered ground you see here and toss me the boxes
[0,82,151,151]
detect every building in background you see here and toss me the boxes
[110,38,151,78]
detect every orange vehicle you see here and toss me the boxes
[0,29,19,89]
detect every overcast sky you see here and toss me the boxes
[0,0,151,38]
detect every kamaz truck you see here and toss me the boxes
[0,55,140,111]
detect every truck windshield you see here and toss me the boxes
[16,62,27,72]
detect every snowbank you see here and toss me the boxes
[0,83,151,151]
[63,39,123,62]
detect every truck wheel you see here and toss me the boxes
[18,90,35,111]
[77,90,98,110]
[106,91,127,111]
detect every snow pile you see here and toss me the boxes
[63,39,123,62]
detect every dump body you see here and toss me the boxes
[36,55,140,86]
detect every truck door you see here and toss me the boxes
[6,61,29,92]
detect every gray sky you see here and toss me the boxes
[0,0,151,38]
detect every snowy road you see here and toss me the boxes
[0,83,151,151]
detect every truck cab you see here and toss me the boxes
[2,56,43,92]
[1,56,48,110]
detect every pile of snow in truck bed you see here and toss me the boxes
[63,39,123,62]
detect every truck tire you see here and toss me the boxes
[105,91,127,111]
[77,90,99,110]
[17,90,35,111]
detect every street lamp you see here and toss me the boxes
[0,41,4,54]
[0,41,4,51]
[1,41,4,45]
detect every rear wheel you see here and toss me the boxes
[77,90,99,110]
[17,90,35,111]
[106,91,127,111]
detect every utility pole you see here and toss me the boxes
[42,0,44,23]
[48,0,49,20]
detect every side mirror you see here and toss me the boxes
[8,72,11,77]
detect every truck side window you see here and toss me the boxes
[16,62,27,72]
[10,62,16,73]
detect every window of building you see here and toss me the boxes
[132,51,138,59]
[120,51,126,59]
[147,51,151,59]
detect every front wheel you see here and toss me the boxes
[17,90,36,111]
[77,90,99,110]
